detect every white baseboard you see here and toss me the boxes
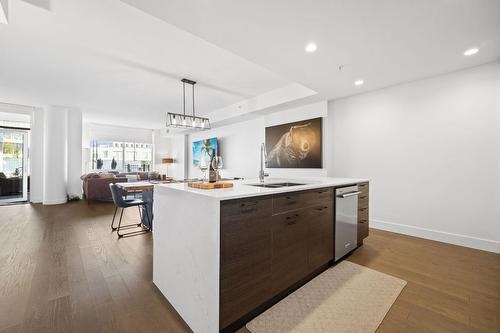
[42,198,67,205]
[370,218,500,254]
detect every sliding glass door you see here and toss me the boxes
[0,128,29,203]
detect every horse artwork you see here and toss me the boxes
[266,117,322,168]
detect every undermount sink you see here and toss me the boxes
[247,182,306,188]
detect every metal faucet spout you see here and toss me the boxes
[259,143,269,183]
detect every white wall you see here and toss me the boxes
[187,101,328,180]
[43,106,68,205]
[169,134,188,180]
[1,103,85,204]
[152,130,188,180]
[153,129,172,175]
[327,62,500,253]
[29,108,44,203]
[87,123,153,143]
[67,109,83,198]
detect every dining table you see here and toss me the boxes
[116,181,157,230]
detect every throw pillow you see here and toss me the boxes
[148,171,159,180]
[125,174,139,182]
[99,173,114,179]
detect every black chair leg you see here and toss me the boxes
[113,206,142,232]
[116,206,150,238]
[111,206,118,231]
[117,208,125,238]
[138,205,143,224]
[142,204,152,230]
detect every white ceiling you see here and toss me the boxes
[122,0,500,100]
[2,1,499,130]
[0,0,289,128]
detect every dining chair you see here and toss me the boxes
[109,183,150,238]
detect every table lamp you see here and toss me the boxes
[162,158,174,177]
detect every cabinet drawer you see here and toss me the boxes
[358,206,369,215]
[358,218,369,240]
[358,195,368,208]
[307,204,334,269]
[271,210,309,251]
[358,182,369,193]
[272,192,305,214]
[222,196,272,222]
[271,210,309,295]
[303,188,334,206]
[307,204,333,235]
[220,212,272,328]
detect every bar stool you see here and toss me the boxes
[109,183,149,238]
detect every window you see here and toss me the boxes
[90,140,152,172]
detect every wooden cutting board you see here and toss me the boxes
[188,182,234,190]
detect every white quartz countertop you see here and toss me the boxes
[154,177,369,201]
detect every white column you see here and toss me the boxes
[29,108,44,203]
[171,134,187,180]
[67,109,83,198]
[43,105,68,205]
[82,122,91,174]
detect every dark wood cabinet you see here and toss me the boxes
[307,204,334,270]
[270,210,309,295]
[220,196,273,328]
[272,192,304,214]
[220,185,359,331]
[358,182,369,243]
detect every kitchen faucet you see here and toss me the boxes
[259,143,269,183]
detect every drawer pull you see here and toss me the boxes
[286,214,299,225]
[359,207,367,212]
[359,219,367,223]
[285,200,297,205]
[360,196,367,200]
[316,206,329,211]
[240,201,257,207]
[240,202,257,213]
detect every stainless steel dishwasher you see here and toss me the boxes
[335,185,360,261]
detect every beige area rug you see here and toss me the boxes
[246,261,407,333]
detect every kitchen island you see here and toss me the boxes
[152,178,369,333]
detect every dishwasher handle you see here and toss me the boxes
[337,191,362,198]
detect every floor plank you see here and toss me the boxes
[0,201,499,332]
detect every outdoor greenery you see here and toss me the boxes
[2,142,22,159]
[111,157,117,169]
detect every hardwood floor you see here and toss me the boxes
[349,230,500,333]
[1,201,499,332]
[0,201,190,333]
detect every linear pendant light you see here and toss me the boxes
[166,78,211,130]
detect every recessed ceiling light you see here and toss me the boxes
[354,80,364,86]
[463,48,479,56]
[305,42,317,53]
